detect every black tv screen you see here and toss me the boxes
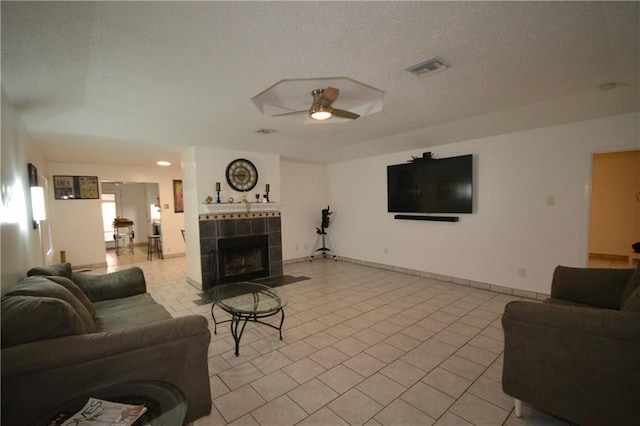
[387,154,473,214]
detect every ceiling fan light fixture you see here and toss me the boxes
[310,105,333,121]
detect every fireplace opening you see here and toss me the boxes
[217,234,269,284]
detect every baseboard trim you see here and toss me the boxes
[284,256,546,301]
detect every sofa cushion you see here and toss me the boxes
[1,296,90,348]
[26,263,72,279]
[7,276,95,332]
[94,301,172,332]
[544,298,599,309]
[93,293,158,317]
[46,276,96,318]
[621,264,640,307]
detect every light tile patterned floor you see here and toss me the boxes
[95,256,570,426]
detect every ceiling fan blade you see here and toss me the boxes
[332,108,360,120]
[321,87,339,105]
[272,110,307,117]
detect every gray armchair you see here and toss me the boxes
[502,264,640,425]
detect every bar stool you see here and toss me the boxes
[147,235,163,260]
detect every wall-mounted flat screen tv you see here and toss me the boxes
[387,154,473,214]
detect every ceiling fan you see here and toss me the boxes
[273,87,360,121]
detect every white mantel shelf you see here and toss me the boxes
[199,201,282,217]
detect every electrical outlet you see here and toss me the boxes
[546,196,555,206]
[518,267,527,278]
[295,244,299,251]
[384,248,389,255]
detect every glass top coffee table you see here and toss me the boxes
[208,282,287,356]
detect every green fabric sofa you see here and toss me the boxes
[1,263,211,425]
[502,264,640,425]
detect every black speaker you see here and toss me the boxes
[633,242,640,253]
[394,214,459,222]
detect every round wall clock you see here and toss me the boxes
[226,158,258,192]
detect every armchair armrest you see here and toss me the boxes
[503,300,640,341]
[550,265,633,309]
[71,267,146,302]
[502,301,640,425]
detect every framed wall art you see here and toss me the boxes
[173,179,184,213]
[54,175,99,200]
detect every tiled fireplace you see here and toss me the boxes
[198,211,283,289]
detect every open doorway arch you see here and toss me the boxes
[101,181,161,266]
[588,150,640,268]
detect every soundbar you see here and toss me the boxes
[394,214,459,222]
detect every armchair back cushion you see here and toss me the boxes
[1,296,89,348]
[551,266,633,309]
[623,287,640,312]
[621,265,640,308]
[5,276,95,332]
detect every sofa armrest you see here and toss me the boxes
[550,265,633,309]
[502,301,640,425]
[2,315,212,425]
[71,267,146,302]
[1,315,206,376]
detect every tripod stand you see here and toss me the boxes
[310,225,337,261]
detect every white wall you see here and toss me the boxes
[183,146,281,286]
[280,161,330,261]
[1,88,48,292]
[46,163,184,267]
[328,112,640,295]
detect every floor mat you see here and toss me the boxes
[193,275,310,305]
[254,275,311,288]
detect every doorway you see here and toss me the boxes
[588,150,640,268]
[101,182,161,266]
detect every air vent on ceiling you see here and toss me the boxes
[406,57,448,77]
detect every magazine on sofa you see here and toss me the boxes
[47,397,147,426]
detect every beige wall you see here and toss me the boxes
[589,150,640,258]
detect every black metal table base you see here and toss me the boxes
[212,304,285,356]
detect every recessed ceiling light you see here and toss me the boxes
[157,161,172,166]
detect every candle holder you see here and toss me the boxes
[215,182,221,203]
[264,184,270,202]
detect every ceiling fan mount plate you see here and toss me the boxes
[251,77,384,123]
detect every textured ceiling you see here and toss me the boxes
[2,1,638,167]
